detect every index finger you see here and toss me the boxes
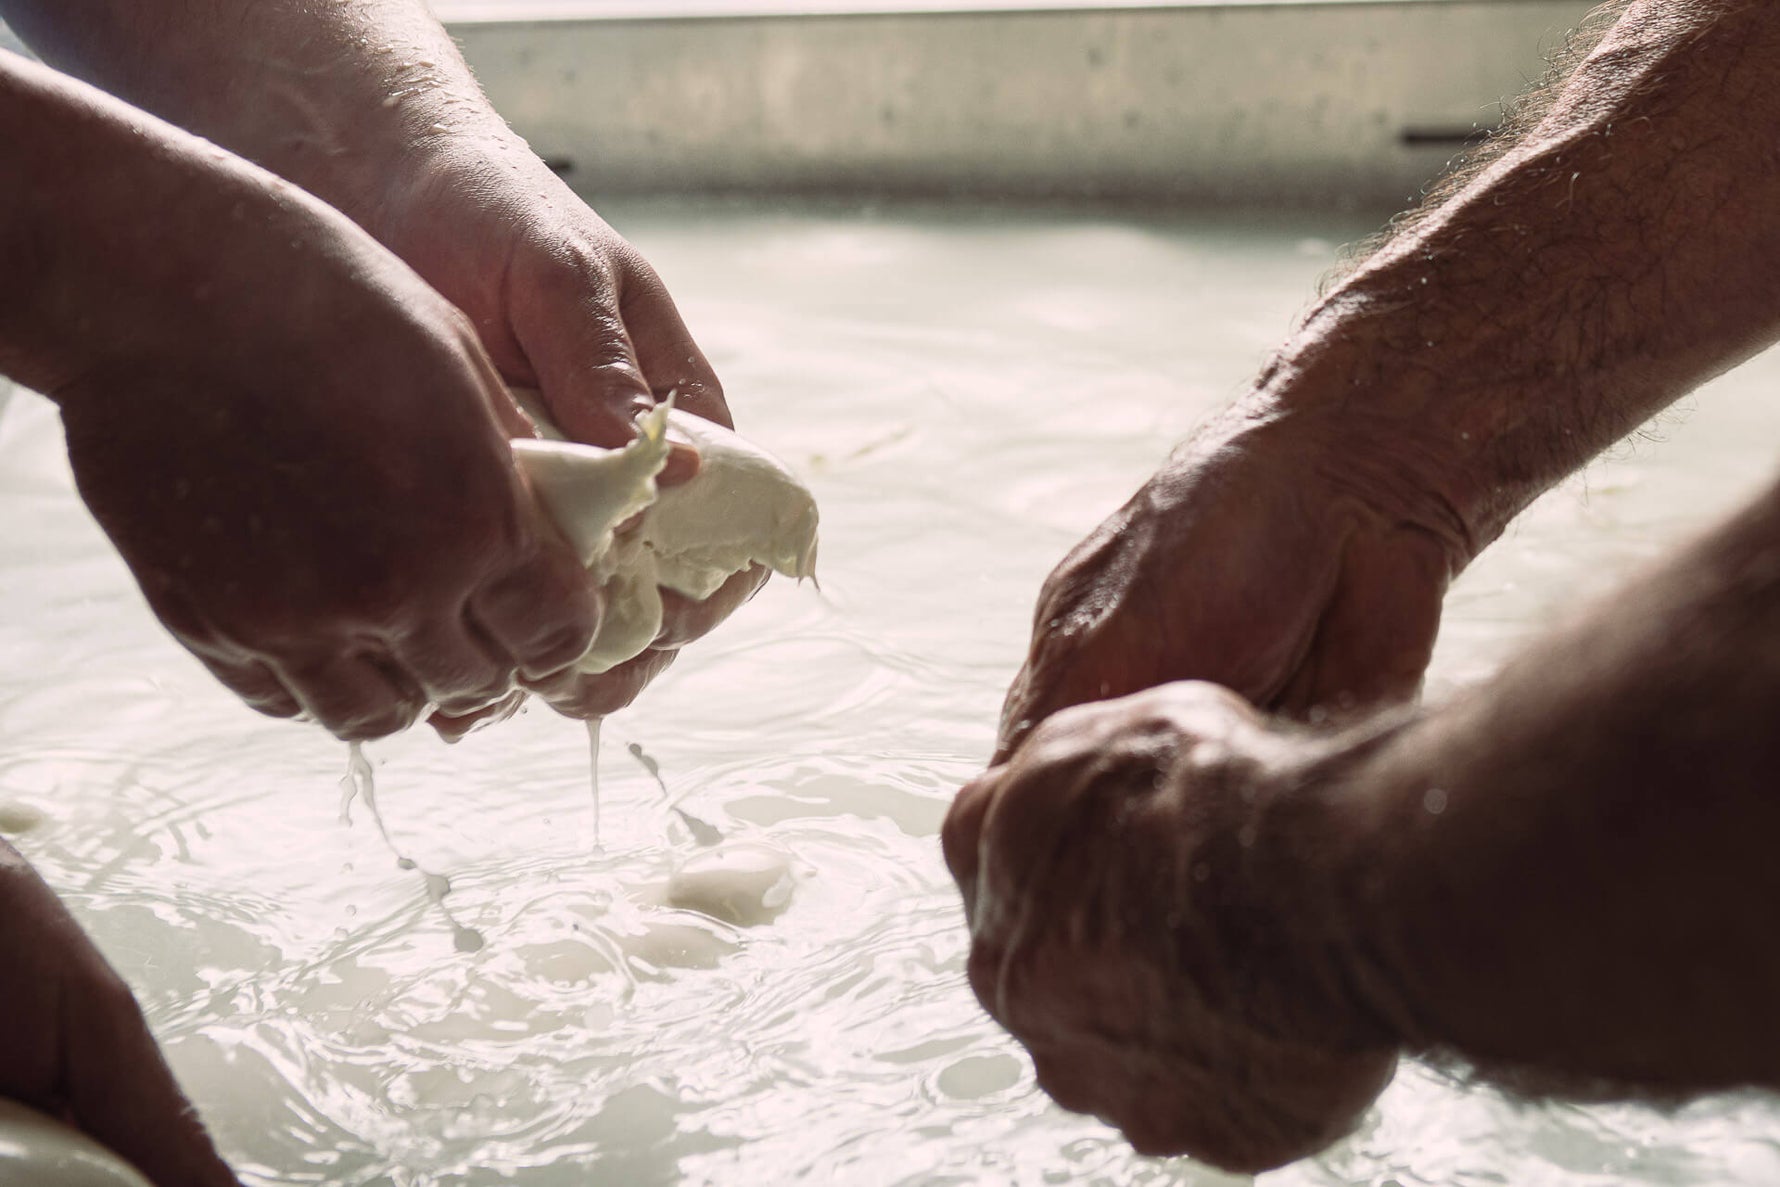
[617,253,732,429]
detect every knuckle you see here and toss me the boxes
[518,618,598,676]
[431,672,517,715]
[939,794,987,885]
[328,705,416,743]
[533,240,619,303]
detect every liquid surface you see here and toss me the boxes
[4,202,1780,1185]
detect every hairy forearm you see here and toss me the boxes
[1264,0,1780,556]
[0,49,384,399]
[0,0,509,229]
[1300,478,1780,1095]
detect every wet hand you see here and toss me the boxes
[370,134,758,723]
[997,405,1466,760]
[51,148,599,742]
[0,842,240,1186]
[944,683,1397,1173]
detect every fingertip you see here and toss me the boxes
[616,264,733,429]
[659,377,733,430]
[659,439,701,487]
[428,690,526,743]
[548,388,657,451]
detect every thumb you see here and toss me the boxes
[1274,526,1452,717]
[511,279,701,482]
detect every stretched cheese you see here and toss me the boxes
[509,390,819,675]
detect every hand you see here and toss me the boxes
[944,682,1397,1173]
[997,403,1469,760]
[0,841,238,1186]
[366,133,761,723]
[47,130,598,741]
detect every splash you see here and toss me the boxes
[340,743,485,952]
[628,742,721,846]
[586,717,604,851]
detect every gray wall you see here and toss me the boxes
[3,3,1605,207]
[452,1,1601,207]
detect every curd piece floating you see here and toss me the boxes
[0,1100,152,1187]
[665,841,797,927]
[509,391,820,675]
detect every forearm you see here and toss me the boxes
[0,50,411,402]
[0,0,513,230]
[1262,0,1780,556]
[0,50,248,393]
[1299,477,1780,1095]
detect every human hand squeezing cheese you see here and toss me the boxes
[433,392,820,737]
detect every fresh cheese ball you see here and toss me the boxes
[510,391,819,675]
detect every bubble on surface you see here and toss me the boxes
[936,1053,1025,1101]
[0,799,46,834]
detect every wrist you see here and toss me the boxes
[219,75,518,238]
[1242,306,1549,567]
[10,0,517,237]
[1179,375,1485,574]
[1225,712,1423,1056]
[360,125,554,246]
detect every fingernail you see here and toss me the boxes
[661,440,702,484]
